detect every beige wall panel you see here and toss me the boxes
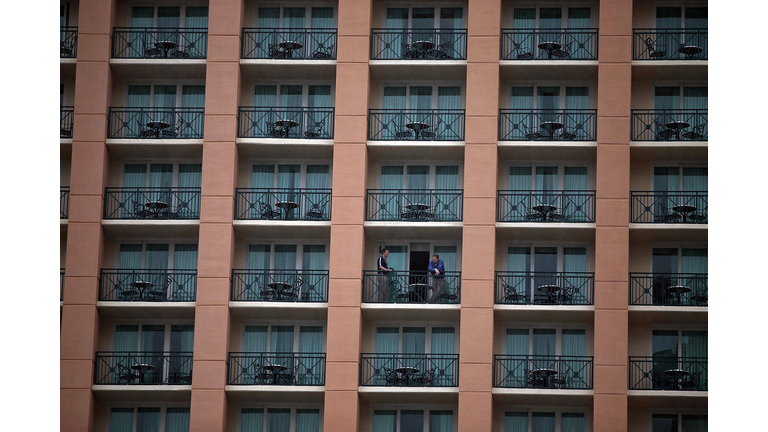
[594,310,629,366]
[326,307,363,362]
[193,306,231,361]
[190,390,227,432]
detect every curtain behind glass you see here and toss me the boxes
[562,329,586,387]
[311,8,334,55]
[115,325,139,351]
[513,9,535,55]
[653,414,678,432]
[302,245,326,301]
[145,244,169,270]
[386,245,408,272]
[385,8,408,59]
[561,413,585,432]
[128,85,151,108]
[258,8,280,28]
[252,165,275,189]
[181,86,205,137]
[241,409,264,432]
[683,87,707,110]
[682,167,707,192]
[567,8,591,59]
[279,85,303,108]
[504,412,527,432]
[132,7,155,27]
[154,85,177,108]
[157,7,180,43]
[270,326,295,371]
[137,407,161,432]
[654,167,680,216]
[277,165,300,214]
[110,408,134,432]
[185,7,208,28]
[373,410,397,432]
[267,408,291,432]
[440,8,463,28]
[383,87,407,138]
[684,8,708,55]
[381,166,404,218]
[299,326,324,384]
[505,329,529,386]
[178,164,201,218]
[565,87,589,109]
[537,86,560,122]
[308,86,332,108]
[539,8,562,49]
[375,327,399,383]
[430,410,453,432]
[409,86,433,110]
[563,248,587,303]
[244,326,268,352]
[507,247,531,299]
[564,167,588,221]
[682,415,707,432]
[173,244,197,300]
[247,244,271,299]
[655,87,680,110]
[531,412,555,432]
[119,244,143,269]
[508,87,534,140]
[506,167,533,220]
[282,8,305,55]
[535,166,558,206]
[435,166,459,220]
[533,329,556,357]
[682,331,707,388]
[305,165,330,219]
[406,165,429,206]
[170,324,194,386]
[431,327,455,385]
[273,245,297,271]
[166,408,190,432]
[149,164,173,206]
[652,330,679,381]
[131,6,154,53]
[400,410,424,432]
[682,249,707,300]
[437,87,461,137]
[402,327,425,369]
[254,85,278,107]
[657,7,682,28]
[296,409,320,432]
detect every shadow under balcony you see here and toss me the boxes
[629,273,707,307]
[360,353,459,387]
[495,272,594,305]
[366,190,463,222]
[497,191,595,223]
[629,357,707,391]
[362,271,461,305]
[231,269,329,303]
[227,352,326,386]
[112,28,208,59]
[499,110,597,141]
[633,29,707,61]
[104,188,201,220]
[237,107,334,140]
[369,109,465,141]
[61,187,69,219]
[99,269,197,302]
[631,110,707,142]
[242,28,337,60]
[94,352,193,385]
[108,108,204,139]
[61,27,78,58]
[61,106,74,139]
[370,29,467,60]
[493,355,593,389]
[234,189,331,221]
[630,192,707,224]
[501,29,598,61]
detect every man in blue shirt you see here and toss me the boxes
[428,254,445,302]
[376,248,392,301]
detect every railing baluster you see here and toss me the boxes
[370,29,467,60]
[241,28,337,59]
[231,269,329,302]
[362,270,461,304]
[492,355,593,389]
[630,110,707,141]
[112,28,208,59]
[99,269,197,302]
[227,353,326,385]
[494,271,594,305]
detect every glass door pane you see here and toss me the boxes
[532,329,556,356]
[656,7,682,28]
[127,86,151,108]
[652,414,678,432]
[531,412,555,432]
[409,87,433,110]
[277,165,300,215]
[136,408,161,432]
[258,8,280,28]
[273,245,297,270]
[241,409,265,432]
[110,408,134,432]
[400,410,425,432]
[430,411,453,432]
[654,87,680,110]
[505,412,528,432]
[153,85,177,108]
[267,408,291,432]
[373,410,397,432]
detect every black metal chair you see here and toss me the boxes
[551,42,572,59]
[162,116,185,138]
[137,120,156,138]
[267,121,287,137]
[523,123,543,140]
[60,126,73,138]
[683,371,703,390]
[653,121,678,140]
[303,203,326,220]
[132,200,150,219]
[144,43,162,58]
[419,118,442,139]
[268,44,288,58]
[560,285,579,304]
[643,37,666,59]
[512,42,534,60]
[116,364,139,384]
[304,120,325,138]
[384,367,404,385]
[311,46,333,59]
[548,203,569,221]
[500,280,526,304]
[418,368,436,385]
[682,124,706,140]
[258,201,281,219]
[171,44,192,58]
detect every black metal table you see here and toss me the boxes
[146,121,171,137]
[262,364,289,384]
[538,42,562,59]
[412,40,434,58]
[406,122,430,139]
[275,200,299,219]
[404,203,430,219]
[146,200,169,218]
[531,368,558,387]
[540,121,563,139]
[664,368,690,389]
[267,282,293,299]
[665,121,690,140]
[130,280,155,300]
[678,45,703,59]
[279,41,303,57]
[274,120,299,136]
[666,285,692,305]
[672,204,697,222]
[155,41,178,57]
[407,283,429,302]
[536,284,562,303]
[395,366,420,385]
[532,204,557,221]
[131,363,156,383]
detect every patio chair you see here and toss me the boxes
[390,278,409,303]
[304,120,325,138]
[267,121,287,137]
[683,371,703,390]
[403,43,419,59]
[560,285,579,304]
[439,285,459,303]
[268,44,288,58]
[171,44,192,58]
[559,128,578,140]
[418,368,436,385]
[117,284,140,301]
[60,125,73,138]
[551,42,572,59]
[311,46,333,59]
[500,279,526,304]
[162,116,185,138]
[144,43,162,58]
[512,42,534,60]
[419,118,442,139]
[132,200,151,218]
[523,123,543,140]
[548,203,569,221]
[116,364,139,384]
[384,367,404,385]
[682,124,706,140]
[643,37,666,59]
[258,201,281,219]
[137,120,155,138]
[654,121,678,140]
[303,203,326,220]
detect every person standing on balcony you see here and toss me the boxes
[377,248,393,301]
[428,254,446,302]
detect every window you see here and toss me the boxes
[509,84,590,110]
[240,406,323,432]
[384,6,465,29]
[506,246,588,273]
[653,166,707,193]
[256,6,336,29]
[374,325,456,355]
[504,410,587,432]
[247,242,328,271]
[655,6,707,29]
[503,327,587,357]
[118,242,199,271]
[241,323,325,353]
[508,164,589,191]
[253,84,333,108]
[379,164,461,189]
[123,162,202,188]
[127,84,205,109]
[651,247,707,274]
[61,3,70,27]
[251,163,331,189]
[654,86,707,111]
[511,7,593,30]
[652,329,707,388]
[382,84,462,110]
[373,407,455,432]
[652,414,707,432]
[109,406,190,432]
[112,323,194,384]
[131,6,208,29]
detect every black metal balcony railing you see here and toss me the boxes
[497,190,595,223]
[112,27,208,59]
[61,268,65,301]
[501,29,598,60]
[60,187,70,219]
[370,29,467,60]
[629,357,708,391]
[631,110,707,141]
[493,355,593,389]
[235,188,332,221]
[499,109,597,141]
[630,192,707,224]
[228,353,326,385]
[104,187,201,220]
[633,29,708,60]
[108,107,205,139]
[495,272,594,305]
[231,269,329,302]
[61,106,74,138]
[237,107,334,139]
[366,189,463,222]
[94,352,194,385]
[369,109,465,141]
[629,273,708,307]
[61,26,78,58]
[242,28,337,59]
[360,353,459,387]
[362,271,461,304]
[100,269,197,302]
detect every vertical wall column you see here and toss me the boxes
[60,1,116,431]
[324,1,372,431]
[459,1,501,430]
[594,1,632,431]
[189,1,243,431]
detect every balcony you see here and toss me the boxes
[497,191,595,223]
[99,269,197,302]
[495,272,594,305]
[112,28,208,59]
[227,353,326,385]
[360,353,459,387]
[501,29,598,61]
[237,107,334,139]
[94,352,193,385]
[493,355,593,389]
[370,29,467,60]
[108,108,204,139]
[368,109,465,141]
[61,27,78,58]
[629,357,707,391]
[60,187,69,219]
[630,192,707,224]
[366,190,463,222]
[629,273,707,307]
[235,189,331,221]
[633,29,708,61]
[499,109,597,141]
[104,188,201,220]
[362,271,461,304]
[242,28,337,60]
[630,110,707,141]
[61,106,74,138]
[231,269,329,302]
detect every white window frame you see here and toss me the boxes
[503,241,592,273]
[648,326,707,357]
[649,244,707,273]
[501,323,592,356]
[650,162,707,192]
[124,81,206,108]
[250,81,336,108]
[370,404,458,432]
[505,81,595,110]
[372,321,459,354]
[381,3,468,28]
[128,3,209,28]
[253,2,338,28]
[120,159,203,188]
[243,240,331,270]
[248,159,334,188]
[110,320,195,352]
[379,81,465,109]
[653,3,708,29]
[376,161,464,189]
[376,240,463,271]
[648,411,707,432]
[499,406,591,432]
[105,404,191,432]
[115,239,199,270]
[506,161,593,190]
[240,320,327,353]
[508,4,597,29]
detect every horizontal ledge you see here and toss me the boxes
[358,387,458,393]
[236,138,334,145]
[109,59,207,65]
[369,60,467,66]
[629,141,708,147]
[105,139,204,145]
[225,385,325,392]
[498,141,597,147]
[629,223,707,229]
[97,302,196,308]
[240,59,336,66]
[361,304,461,310]
[92,385,191,391]
[496,223,596,229]
[499,60,598,66]
[367,141,465,146]
[628,306,708,313]
[102,220,200,226]
[364,222,463,228]
[229,302,328,309]
[494,305,594,312]
[492,388,594,396]
[631,60,708,67]
[233,220,331,227]
[627,390,708,397]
